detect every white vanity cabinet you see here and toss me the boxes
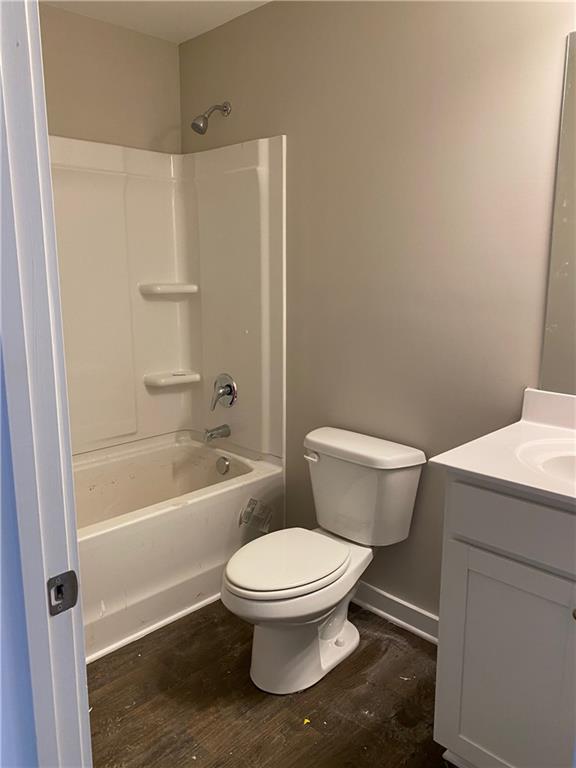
[434,479,576,768]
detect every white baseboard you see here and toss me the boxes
[87,582,439,663]
[353,580,438,645]
[443,750,477,768]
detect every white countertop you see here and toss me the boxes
[431,389,576,505]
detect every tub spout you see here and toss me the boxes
[204,424,231,443]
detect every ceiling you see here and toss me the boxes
[45,1,269,44]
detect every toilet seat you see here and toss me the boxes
[225,528,351,601]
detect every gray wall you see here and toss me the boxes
[40,4,181,153]
[180,1,573,613]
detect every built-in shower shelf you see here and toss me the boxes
[143,370,202,388]
[139,283,199,296]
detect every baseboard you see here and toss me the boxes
[353,580,438,645]
[443,749,477,768]
[87,581,439,662]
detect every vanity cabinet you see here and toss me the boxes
[434,480,576,768]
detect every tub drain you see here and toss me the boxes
[216,456,231,475]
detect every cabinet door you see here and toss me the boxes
[435,542,575,768]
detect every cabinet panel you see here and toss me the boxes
[435,541,575,768]
[448,482,576,577]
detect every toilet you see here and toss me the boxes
[221,427,426,694]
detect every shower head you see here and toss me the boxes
[191,114,208,135]
[191,101,232,135]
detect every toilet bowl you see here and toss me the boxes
[221,428,426,694]
[221,528,373,694]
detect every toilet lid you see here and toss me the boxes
[225,528,351,595]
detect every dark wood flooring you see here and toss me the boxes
[88,602,446,768]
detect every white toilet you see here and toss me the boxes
[221,427,426,694]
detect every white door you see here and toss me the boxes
[1,2,92,765]
[435,542,575,768]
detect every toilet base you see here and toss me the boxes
[249,593,360,694]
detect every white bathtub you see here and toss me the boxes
[73,432,283,661]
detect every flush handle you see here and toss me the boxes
[304,451,319,463]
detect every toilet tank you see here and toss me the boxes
[303,428,426,547]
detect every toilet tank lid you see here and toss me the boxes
[304,428,426,469]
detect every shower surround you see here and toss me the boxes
[50,135,285,659]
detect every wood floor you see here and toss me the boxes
[88,602,446,768]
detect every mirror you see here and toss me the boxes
[540,32,576,395]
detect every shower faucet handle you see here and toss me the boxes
[210,373,238,411]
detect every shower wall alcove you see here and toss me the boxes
[50,135,286,660]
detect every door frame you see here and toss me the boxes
[1,1,92,765]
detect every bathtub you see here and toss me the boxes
[73,432,283,661]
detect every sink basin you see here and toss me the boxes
[542,455,576,481]
[517,439,576,486]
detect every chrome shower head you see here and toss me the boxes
[191,114,209,135]
[191,101,231,135]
